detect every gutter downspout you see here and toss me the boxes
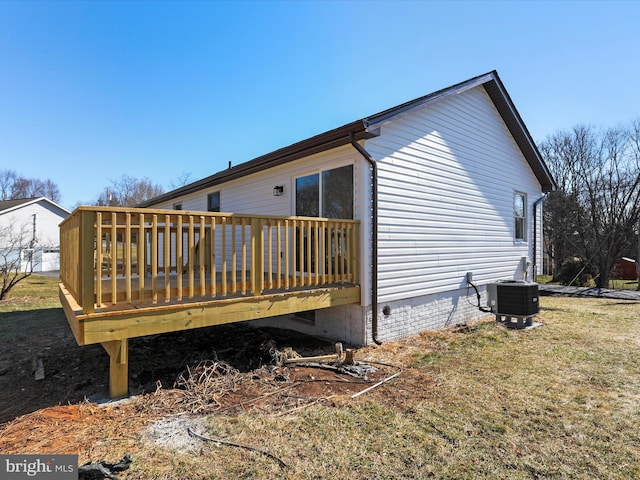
[350,133,382,345]
[532,195,547,282]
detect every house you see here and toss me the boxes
[613,257,637,280]
[140,70,554,344]
[59,70,555,398]
[0,197,70,272]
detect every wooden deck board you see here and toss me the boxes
[60,280,360,346]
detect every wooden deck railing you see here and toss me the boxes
[60,207,360,314]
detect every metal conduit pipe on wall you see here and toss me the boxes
[532,195,547,282]
[350,133,382,345]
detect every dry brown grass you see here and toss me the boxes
[0,275,61,312]
[2,285,640,479]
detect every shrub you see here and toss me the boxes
[556,257,592,286]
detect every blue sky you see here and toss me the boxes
[1,0,638,210]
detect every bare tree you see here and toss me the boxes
[13,177,61,203]
[0,169,61,203]
[96,175,164,207]
[0,221,35,301]
[169,171,194,190]
[540,122,640,287]
[0,170,18,200]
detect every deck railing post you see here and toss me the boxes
[352,223,359,283]
[80,209,96,314]
[251,217,263,295]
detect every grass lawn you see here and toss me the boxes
[537,273,640,291]
[1,277,639,479]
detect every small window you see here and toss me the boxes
[174,202,182,210]
[207,192,220,212]
[514,192,526,241]
[296,174,319,217]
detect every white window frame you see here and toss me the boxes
[293,163,354,219]
[514,191,527,242]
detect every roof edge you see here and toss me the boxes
[0,196,71,216]
[363,70,555,192]
[482,73,556,192]
[141,70,556,206]
[364,71,498,128]
[139,120,373,207]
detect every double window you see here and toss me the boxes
[295,164,353,219]
[294,165,354,275]
[514,192,526,241]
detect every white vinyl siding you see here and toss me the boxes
[366,86,542,303]
[147,85,543,309]
[152,146,361,220]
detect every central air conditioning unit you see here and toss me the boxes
[487,280,539,328]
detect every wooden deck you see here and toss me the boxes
[59,207,360,398]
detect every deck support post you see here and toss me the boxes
[101,339,129,398]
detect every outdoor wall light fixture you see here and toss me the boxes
[273,185,285,196]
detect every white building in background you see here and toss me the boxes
[0,197,70,273]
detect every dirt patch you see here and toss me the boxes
[0,403,146,457]
[0,314,411,423]
[0,323,413,461]
[0,318,361,424]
